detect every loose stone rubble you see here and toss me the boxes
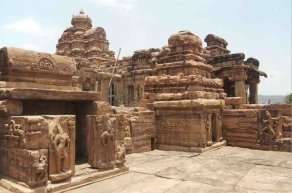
[0,10,290,193]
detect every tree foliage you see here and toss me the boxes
[285,93,292,104]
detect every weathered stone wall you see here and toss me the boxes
[222,109,259,148]
[222,104,292,152]
[130,111,156,153]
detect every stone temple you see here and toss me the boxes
[0,10,291,193]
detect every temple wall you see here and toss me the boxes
[130,111,156,153]
[222,104,292,152]
[222,109,259,149]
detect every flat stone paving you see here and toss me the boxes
[64,147,292,193]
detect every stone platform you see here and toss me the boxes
[63,147,292,193]
[0,164,129,193]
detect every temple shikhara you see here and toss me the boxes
[0,10,291,193]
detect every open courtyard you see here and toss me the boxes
[64,147,292,193]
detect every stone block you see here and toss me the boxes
[0,100,22,115]
[0,116,49,150]
[132,139,151,153]
[222,117,239,128]
[268,104,292,116]
[0,147,48,187]
[224,97,244,105]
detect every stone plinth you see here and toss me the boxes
[154,99,224,152]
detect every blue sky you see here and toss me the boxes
[0,0,291,95]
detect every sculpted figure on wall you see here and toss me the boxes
[205,114,213,146]
[33,152,48,184]
[99,117,115,169]
[216,114,223,142]
[0,120,26,148]
[260,110,282,143]
[49,124,70,173]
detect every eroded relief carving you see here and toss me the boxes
[32,57,55,72]
[259,110,283,144]
[216,114,223,142]
[115,141,126,167]
[35,153,48,182]
[99,117,115,169]
[88,115,118,169]
[0,120,26,148]
[49,124,70,173]
[205,114,212,146]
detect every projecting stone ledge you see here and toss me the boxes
[154,99,225,109]
[0,88,100,101]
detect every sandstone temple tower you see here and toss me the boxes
[56,10,115,69]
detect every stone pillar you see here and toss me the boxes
[235,80,246,103]
[101,78,110,103]
[249,83,258,104]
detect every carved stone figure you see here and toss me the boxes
[99,118,115,169]
[262,119,276,142]
[205,114,213,146]
[260,110,282,143]
[49,124,70,173]
[0,120,26,148]
[216,114,223,142]
[34,153,48,183]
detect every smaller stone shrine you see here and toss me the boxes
[144,31,226,152]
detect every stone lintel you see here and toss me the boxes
[0,88,100,101]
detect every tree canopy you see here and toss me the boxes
[285,93,292,104]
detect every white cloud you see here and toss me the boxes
[2,18,46,36]
[85,0,134,11]
[20,43,41,51]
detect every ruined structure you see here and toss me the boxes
[205,34,267,104]
[0,10,291,193]
[0,47,128,193]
